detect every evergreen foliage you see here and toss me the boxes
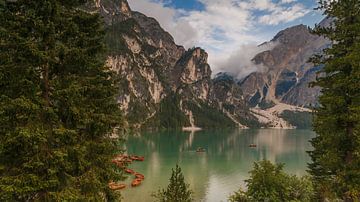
[280,110,313,129]
[186,101,235,128]
[309,0,360,200]
[152,165,193,202]
[143,93,189,130]
[0,0,123,201]
[105,18,138,55]
[229,160,314,202]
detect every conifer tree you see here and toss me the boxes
[153,165,193,202]
[309,0,360,200]
[229,160,314,202]
[0,0,123,201]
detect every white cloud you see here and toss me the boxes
[258,3,310,25]
[214,42,277,79]
[281,0,296,3]
[128,0,201,47]
[128,0,312,77]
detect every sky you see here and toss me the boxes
[128,0,325,78]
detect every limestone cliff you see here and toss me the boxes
[93,0,259,129]
[239,22,331,108]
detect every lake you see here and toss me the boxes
[121,129,316,202]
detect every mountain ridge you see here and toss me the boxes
[94,0,260,130]
[93,0,329,129]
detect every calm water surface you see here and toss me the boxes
[121,129,316,202]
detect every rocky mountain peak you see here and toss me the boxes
[91,0,133,24]
[119,0,131,15]
[271,24,311,44]
[174,48,211,85]
[93,0,262,129]
[240,20,331,108]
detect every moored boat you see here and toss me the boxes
[125,169,135,174]
[131,179,142,187]
[108,182,126,190]
[196,147,206,152]
[135,173,145,180]
[131,155,145,161]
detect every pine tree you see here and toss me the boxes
[0,0,123,201]
[229,160,314,202]
[309,0,360,200]
[152,165,193,202]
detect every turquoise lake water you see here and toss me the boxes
[121,129,316,202]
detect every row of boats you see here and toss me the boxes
[108,144,258,190]
[109,154,146,190]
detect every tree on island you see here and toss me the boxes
[308,0,360,200]
[152,165,193,202]
[229,160,314,202]
[0,0,123,201]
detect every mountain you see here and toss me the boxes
[222,19,332,128]
[239,21,331,108]
[87,0,330,129]
[90,0,260,130]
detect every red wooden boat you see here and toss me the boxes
[131,179,142,187]
[108,181,126,190]
[125,169,135,174]
[135,173,145,180]
[130,155,145,161]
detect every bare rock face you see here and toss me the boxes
[210,73,259,128]
[89,0,329,129]
[132,12,185,68]
[92,0,258,129]
[172,48,212,102]
[282,66,322,107]
[174,49,259,129]
[239,22,331,108]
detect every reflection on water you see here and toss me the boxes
[122,129,316,202]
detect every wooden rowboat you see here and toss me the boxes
[131,179,142,187]
[130,155,145,161]
[108,182,126,190]
[135,173,145,180]
[125,169,135,174]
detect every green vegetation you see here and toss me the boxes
[105,18,139,55]
[237,115,264,129]
[280,110,313,129]
[186,101,236,128]
[229,160,314,202]
[152,165,193,202]
[0,1,123,201]
[258,100,276,110]
[144,93,189,129]
[308,0,360,200]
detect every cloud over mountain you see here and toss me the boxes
[129,0,319,77]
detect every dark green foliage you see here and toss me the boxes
[308,0,360,200]
[229,189,249,202]
[152,165,193,202]
[229,160,314,202]
[280,110,313,129]
[145,93,189,129]
[236,113,264,129]
[0,0,123,201]
[246,161,293,201]
[258,100,276,110]
[105,19,138,55]
[186,101,235,128]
